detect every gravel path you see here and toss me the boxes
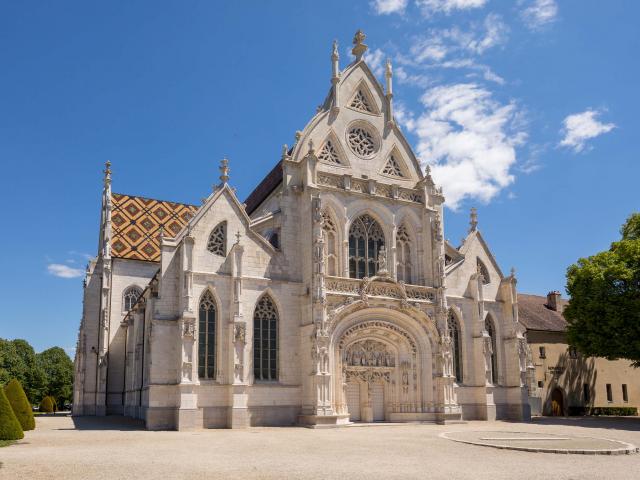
[1,416,639,479]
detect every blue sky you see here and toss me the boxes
[0,1,637,354]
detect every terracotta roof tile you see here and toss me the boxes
[110,193,197,262]
[518,293,568,332]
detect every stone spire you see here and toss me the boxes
[351,29,368,61]
[103,160,112,187]
[219,157,230,184]
[385,58,394,126]
[331,40,340,112]
[469,207,478,233]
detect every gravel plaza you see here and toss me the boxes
[2,416,639,480]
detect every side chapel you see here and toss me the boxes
[73,31,533,429]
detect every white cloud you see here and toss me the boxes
[371,0,408,15]
[48,263,84,279]
[559,109,615,153]
[364,48,386,78]
[399,83,526,209]
[520,0,558,30]
[416,0,487,16]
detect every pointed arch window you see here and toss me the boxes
[123,286,142,312]
[477,258,490,285]
[198,291,217,379]
[207,221,227,256]
[349,214,385,279]
[382,155,405,178]
[318,140,342,165]
[448,311,463,383]
[396,223,412,283]
[322,210,339,276]
[253,295,278,381]
[485,317,498,385]
[350,89,373,113]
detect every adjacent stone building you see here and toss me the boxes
[73,31,532,430]
[519,292,639,416]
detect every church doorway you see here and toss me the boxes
[346,383,361,421]
[551,387,564,416]
[371,383,385,421]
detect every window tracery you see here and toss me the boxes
[395,223,412,283]
[477,258,490,284]
[349,214,385,279]
[207,222,226,256]
[485,317,498,384]
[349,89,373,113]
[448,311,463,383]
[322,210,339,276]
[123,286,142,312]
[198,290,217,379]
[347,127,376,157]
[318,140,342,165]
[382,155,405,177]
[253,295,278,381]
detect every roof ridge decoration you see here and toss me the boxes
[352,29,368,61]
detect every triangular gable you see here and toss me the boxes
[172,184,277,254]
[459,230,504,279]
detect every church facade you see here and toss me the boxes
[73,31,532,430]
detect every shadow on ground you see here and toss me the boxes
[532,415,640,432]
[56,416,146,431]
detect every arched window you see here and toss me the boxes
[268,230,280,250]
[448,310,463,383]
[207,221,227,256]
[322,210,339,276]
[253,295,278,381]
[485,317,498,384]
[198,291,217,379]
[396,223,412,283]
[477,258,490,285]
[123,286,142,312]
[348,214,385,279]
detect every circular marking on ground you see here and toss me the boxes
[440,431,638,455]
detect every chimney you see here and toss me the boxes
[546,291,561,311]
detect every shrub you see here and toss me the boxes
[4,379,35,430]
[0,388,23,440]
[39,396,55,413]
[590,407,638,416]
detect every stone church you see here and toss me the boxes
[73,31,532,430]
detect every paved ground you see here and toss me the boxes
[1,416,639,479]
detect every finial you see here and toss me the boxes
[235,230,241,244]
[351,29,368,61]
[281,144,289,160]
[469,207,478,233]
[103,160,112,185]
[308,139,315,154]
[332,40,339,60]
[219,157,230,184]
[510,267,516,277]
[425,164,431,177]
[295,131,302,142]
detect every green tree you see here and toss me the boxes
[4,379,35,431]
[0,338,47,403]
[0,388,23,440]
[37,347,74,407]
[39,396,55,413]
[565,213,640,366]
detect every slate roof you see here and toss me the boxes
[110,193,197,262]
[244,160,283,216]
[518,293,569,332]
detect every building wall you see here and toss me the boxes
[527,330,640,415]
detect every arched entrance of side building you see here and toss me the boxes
[330,306,439,423]
[550,387,564,416]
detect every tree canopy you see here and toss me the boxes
[0,339,73,406]
[565,213,640,366]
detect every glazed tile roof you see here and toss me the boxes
[518,293,568,332]
[110,193,197,262]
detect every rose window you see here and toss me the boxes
[347,127,376,157]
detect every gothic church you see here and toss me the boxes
[73,31,532,429]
